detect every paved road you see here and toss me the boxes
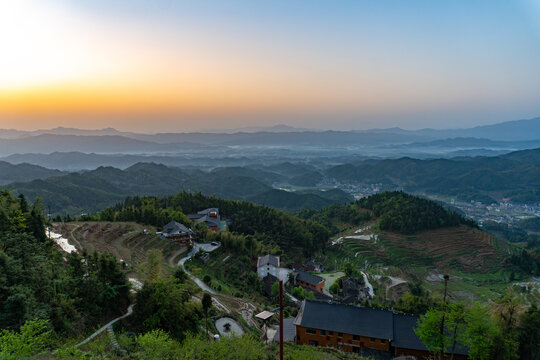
[361,271,375,297]
[76,304,134,347]
[178,242,221,294]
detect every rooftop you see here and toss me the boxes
[162,221,193,236]
[295,300,393,340]
[294,269,324,286]
[198,208,219,215]
[257,254,280,268]
[195,214,220,227]
[273,317,296,342]
[294,300,468,354]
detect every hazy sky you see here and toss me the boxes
[1,0,540,132]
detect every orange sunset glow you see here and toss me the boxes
[1,0,540,131]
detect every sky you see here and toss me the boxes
[1,0,540,132]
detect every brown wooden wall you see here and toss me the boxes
[296,279,325,292]
[395,347,468,360]
[296,325,390,353]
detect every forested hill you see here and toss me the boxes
[325,148,540,204]
[7,162,352,214]
[0,190,129,334]
[94,191,473,254]
[96,191,329,254]
[357,191,476,234]
[0,161,63,185]
[300,191,475,235]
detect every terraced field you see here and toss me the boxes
[328,225,513,273]
[322,222,527,301]
[382,225,517,272]
[52,221,186,274]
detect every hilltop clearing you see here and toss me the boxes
[52,221,185,279]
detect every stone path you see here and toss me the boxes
[76,304,134,347]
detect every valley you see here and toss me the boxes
[2,120,540,359]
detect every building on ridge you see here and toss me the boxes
[257,254,280,279]
[159,220,194,245]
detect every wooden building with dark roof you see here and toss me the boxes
[293,269,325,293]
[294,300,468,359]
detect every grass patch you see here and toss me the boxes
[319,271,345,292]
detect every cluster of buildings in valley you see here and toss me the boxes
[283,177,540,227]
[257,254,371,304]
[445,198,540,225]
[255,254,455,358]
[158,209,469,359]
[257,254,330,300]
[157,208,227,245]
[329,182,401,200]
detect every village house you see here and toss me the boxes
[306,261,324,273]
[159,220,194,245]
[294,300,468,360]
[188,208,226,232]
[293,269,325,293]
[257,254,280,279]
[340,277,370,305]
[291,263,315,272]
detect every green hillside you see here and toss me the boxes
[6,163,348,214]
[326,149,540,203]
[247,188,350,211]
[0,160,64,185]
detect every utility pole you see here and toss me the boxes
[255,281,285,360]
[439,274,450,360]
[279,280,284,360]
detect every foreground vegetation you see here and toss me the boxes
[0,191,129,335]
[0,321,363,359]
[2,187,539,359]
[415,291,540,360]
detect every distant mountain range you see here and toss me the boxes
[0,117,538,163]
[4,146,540,216]
[0,134,226,157]
[6,162,353,214]
[0,161,64,185]
[0,124,312,139]
[411,117,540,141]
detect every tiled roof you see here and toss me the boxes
[294,300,468,355]
[198,208,219,215]
[392,314,428,351]
[162,221,193,236]
[295,300,393,340]
[393,313,468,354]
[194,214,220,227]
[257,254,279,268]
[294,269,324,286]
[273,317,296,342]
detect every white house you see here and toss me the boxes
[257,254,280,279]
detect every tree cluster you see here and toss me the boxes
[0,190,129,334]
[416,293,540,360]
[357,191,475,234]
[96,191,330,254]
